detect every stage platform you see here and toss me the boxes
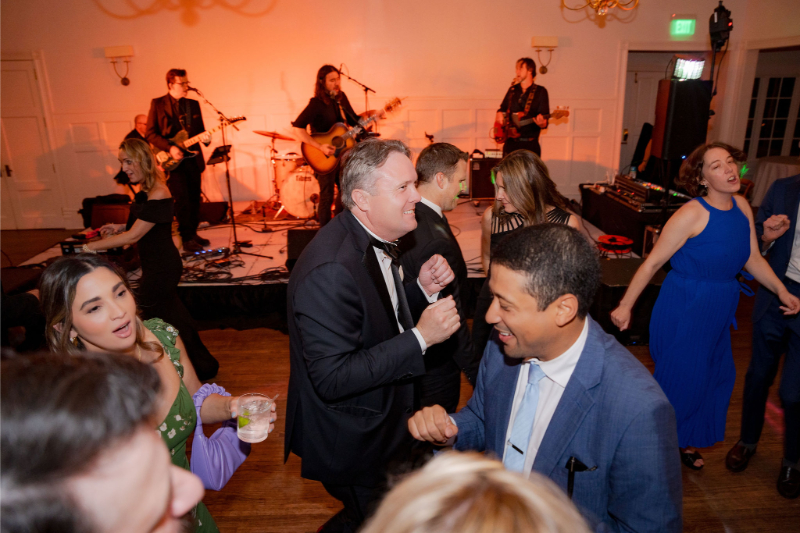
[22,199,613,330]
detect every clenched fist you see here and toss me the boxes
[408,404,458,444]
[416,296,460,346]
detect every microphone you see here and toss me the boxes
[187,86,199,93]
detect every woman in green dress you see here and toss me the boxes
[39,254,275,532]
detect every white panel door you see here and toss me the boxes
[619,71,661,171]
[1,60,62,228]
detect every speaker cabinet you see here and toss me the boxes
[199,202,229,224]
[591,258,667,345]
[286,228,319,271]
[651,79,712,160]
[468,157,500,200]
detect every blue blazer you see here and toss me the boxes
[753,174,800,323]
[452,317,682,533]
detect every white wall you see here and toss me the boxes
[2,0,798,227]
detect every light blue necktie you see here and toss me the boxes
[504,363,546,473]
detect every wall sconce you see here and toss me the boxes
[104,45,134,86]
[563,0,639,17]
[531,36,558,74]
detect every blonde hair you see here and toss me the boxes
[119,138,165,193]
[361,452,591,533]
[492,150,569,226]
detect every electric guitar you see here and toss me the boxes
[301,98,404,174]
[154,116,246,172]
[492,107,570,144]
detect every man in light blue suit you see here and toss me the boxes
[409,224,682,532]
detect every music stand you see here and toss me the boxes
[206,145,231,166]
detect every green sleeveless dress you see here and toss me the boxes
[147,318,219,533]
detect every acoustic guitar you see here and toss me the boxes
[492,107,570,144]
[301,98,403,174]
[154,116,246,172]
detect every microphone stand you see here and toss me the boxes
[339,65,376,124]
[190,87,272,260]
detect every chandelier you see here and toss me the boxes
[563,0,639,17]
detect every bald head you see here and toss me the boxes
[134,115,147,137]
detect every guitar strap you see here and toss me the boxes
[521,84,537,117]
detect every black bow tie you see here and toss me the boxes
[368,236,401,265]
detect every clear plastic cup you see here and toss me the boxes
[237,393,274,443]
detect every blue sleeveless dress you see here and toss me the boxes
[649,197,751,448]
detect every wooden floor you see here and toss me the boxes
[3,230,799,531]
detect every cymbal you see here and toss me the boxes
[254,130,294,141]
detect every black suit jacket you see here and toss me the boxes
[145,94,206,173]
[285,210,431,487]
[399,201,478,383]
[754,174,800,322]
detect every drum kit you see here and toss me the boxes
[254,130,320,219]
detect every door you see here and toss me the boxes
[620,71,662,172]
[1,60,63,228]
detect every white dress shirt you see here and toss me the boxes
[353,216,437,352]
[501,319,589,478]
[419,196,444,218]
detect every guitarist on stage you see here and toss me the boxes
[146,68,211,252]
[292,65,371,227]
[494,58,549,157]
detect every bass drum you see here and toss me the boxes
[273,152,305,191]
[281,169,320,219]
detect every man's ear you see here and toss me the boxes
[351,189,371,212]
[552,294,579,327]
[435,172,448,190]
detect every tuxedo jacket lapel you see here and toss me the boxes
[531,319,602,478]
[345,212,400,336]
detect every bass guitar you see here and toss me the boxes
[301,98,403,174]
[154,116,246,172]
[492,107,569,144]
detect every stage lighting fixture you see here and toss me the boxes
[709,1,733,49]
[671,55,705,80]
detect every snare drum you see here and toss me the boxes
[273,152,306,190]
[281,169,320,219]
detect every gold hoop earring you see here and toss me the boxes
[70,336,79,347]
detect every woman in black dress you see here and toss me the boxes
[84,138,219,380]
[473,149,583,359]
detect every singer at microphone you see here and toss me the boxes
[494,57,550,157]
[290,64,362,227]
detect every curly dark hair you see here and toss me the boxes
[676,142,746,197]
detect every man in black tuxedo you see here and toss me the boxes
[726,174,800,498]
[146,68,210,253]
[125,114,147,141]
[285,139,461,532]
[399,143,478,412]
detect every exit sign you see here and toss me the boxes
[671,18,696,37]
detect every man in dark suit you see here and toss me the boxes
[409,224,682,532]
[125,114,147,141]
[285,139,462,532]
[146,68,210,252]
[726,174,800,499]
[399,143,478,412]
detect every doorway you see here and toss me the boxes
[1,59,62,229]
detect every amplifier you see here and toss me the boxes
[468,157,500,200]
[286,228,319,271]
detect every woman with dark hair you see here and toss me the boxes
[611,142,800,470]
[37,254,275,533]
[473,149,583,359]
[84,138,219,380]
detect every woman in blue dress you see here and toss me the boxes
[611,143,800,470]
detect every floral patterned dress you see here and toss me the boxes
[146,318,219,533]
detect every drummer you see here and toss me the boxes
[291,65,361,227]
